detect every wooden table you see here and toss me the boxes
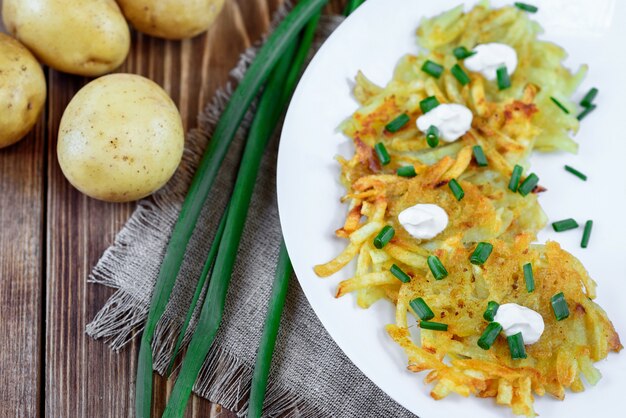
[0,1,344,416]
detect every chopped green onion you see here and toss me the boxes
[514,2,538,12]
[581,220,593,248]
[374,142,390,165]
[478,322,503,350]
[551,292,570,321]
[451,64,470,86]
[420,320,448,331]
[390,264,411,283]
[344,0,365,15]
[397,166,416,178]
[470,242,493,265]
[564,165,587,181]
[577,104,596,121]
[518,173,539,196]
[385,113,410,132]
[472,145,488,167]
[448,179,464,201]
[496,66,511,90]
[507,332,527,359]
[508,165,523,192]
[483,301,500,322]
[426,125,440,148]
[523,263,535,293]
[410,297,435,321]
[580,87,598,107]
[420,96,440,114]
[373,225,395,249]
[421,60,444,79]
[552,218,579,232]
[427,255,448,280]
[550,97,570,114]
[453,46,476,60]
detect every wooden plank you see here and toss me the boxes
[0,3,44,417]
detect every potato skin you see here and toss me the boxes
[57,74,184,202]
[2,0,130,76]
[117,0,225,40]
[0,33,46,149]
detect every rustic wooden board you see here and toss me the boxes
[0,0,347,417]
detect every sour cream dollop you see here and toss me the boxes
[493,303,545,345]
[464,43,518,81]
[416,104,473,142]
[398,203,448,240]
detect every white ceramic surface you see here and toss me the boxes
[277,1,626,416]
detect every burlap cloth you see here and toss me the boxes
[86,6,415,418]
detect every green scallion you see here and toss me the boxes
[426,125,440,148]
[385,113,410,133]
[451,64,470,86]
[470,242,493,265]
[344,0,365,15]
[421,60,444,79]
[550,97,570,114]
[577,104,596,121]
[483,301,499,322]
[478,322,503,350]
[420,321,448,331]
[523,262,535,293]
[373,225,395,249]
[390,264,411,283]
[410,297,435,321]
[374,142,391,165]
[552,218,579,232]
[496,66,511,90]
[507,332,527,359]
[397,166,416,178]
[508,165,523,192]
[453,46,476,60]
[472,145,488,167]
[518,173,539,196]
[448,179,464,201]
[420,96,440,114]
[514,2,538,12]
[581,220,593,248]
[564,165,587,181]
[580,87,598,107]
[551,292,570,321]
[427,255,448,280]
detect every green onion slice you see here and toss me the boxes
[552,218,579,232]
[564,165,587,181]
[420,96,440,114]
[523,262,535,293]
[420,321,448,331]
[580,87,598,107]
[478,322,503,350]
[507,332,528,359]
[426,125,440,148]
[374,142,391,165]
[472,145,488,167]
[551,292,570,321]
[577,104,597,121]
[470,242,493,265]
[448,179,464,201]
[390,264,411,283]
[581,220,593,248]
[550,97,570,114]
[451,64,470,86]
[496,66,511,90]
[397,166,416,178]
[514,2,538,12]
[385,113,410,133]
[373,225,395,249]
[518,173,539,196]
[421,60,444,79]
[483,301,499,322]
[410,297,435,321]
[427,255,448,280]
[453,46,476,60]
[508,165,523,192]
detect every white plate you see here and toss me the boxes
[277,1,626,417]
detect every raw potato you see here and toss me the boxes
[0,33,46,149]
[57,74,184,202]
[2,0,130,76]
[117,0,225,39]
